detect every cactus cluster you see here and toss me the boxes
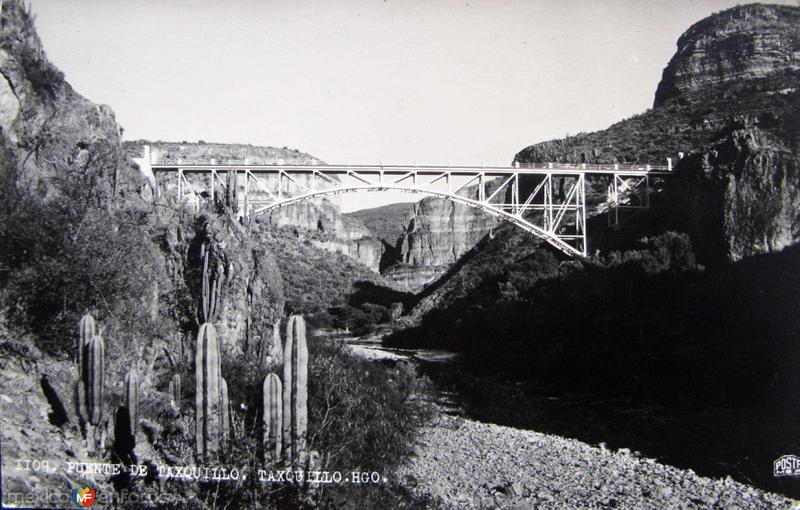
[261,315,309,466]
[73,307,312,470]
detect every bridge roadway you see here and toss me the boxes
[148,162,673,177]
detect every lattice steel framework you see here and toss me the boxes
[135,147,671,257]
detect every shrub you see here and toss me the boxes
[0,175,169,356]
[605,231,699,274]
[183,333,435,509]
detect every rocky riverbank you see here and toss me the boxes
[395,413,798,509]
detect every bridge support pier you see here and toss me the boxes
[608,173,651,227]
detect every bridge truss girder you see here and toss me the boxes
[160,166,589,257]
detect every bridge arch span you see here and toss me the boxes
[251,184,582,257]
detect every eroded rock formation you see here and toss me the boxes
[654,4,800,107]
[671,128,800,262]
[386,199,497,290]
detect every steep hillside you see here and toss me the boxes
[0,2,286,502]
[0,3,427,508]
[345,201,413,246]
[0,0,131,201]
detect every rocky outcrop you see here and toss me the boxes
[383,263,447,292]
[0,1,129,201]
[654,4,800,107]
[367,195,498,291]
[670,128,800,262]
[0,0,291,366]
[311,237,382,273]
[182,214,286,359]
[123,140,384,272]
[398,199,495,269]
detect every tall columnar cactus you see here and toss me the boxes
[225,169,239,211]
[169,373,181,408]
[125,369,139,435]
[76,333,105,426]
[77,313,95,366]
[220,377,230,444]
[259,323,282,370]
[282,315,308,464]
[195,323,222,464]
[262,373,283,464]
[199,242,222,324]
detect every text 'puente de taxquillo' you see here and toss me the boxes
[134,146,675,257]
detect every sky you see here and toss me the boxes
[29,0,795,211]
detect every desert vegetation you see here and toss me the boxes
[0,143,435,508]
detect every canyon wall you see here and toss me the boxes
[389,198,498,290]
[350,191,499,291]
[669,127,800,262]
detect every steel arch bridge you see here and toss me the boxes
[134,146,672,257]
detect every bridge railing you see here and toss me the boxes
[150,160,671,172]
[515,162,670,172]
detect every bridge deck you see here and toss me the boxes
[149,163,672,177]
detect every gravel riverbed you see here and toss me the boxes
[343,340,798,509]
[395,413,798,509]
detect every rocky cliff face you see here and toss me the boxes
[389,198,498,290]
[0,2,129,200]
[670,128,800,262]
[514,3,800,263]
[353,193,499,291]
[161,211,286,360]
[398,199,497,267]
[124,140,384,272]
[654,4,800,107]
